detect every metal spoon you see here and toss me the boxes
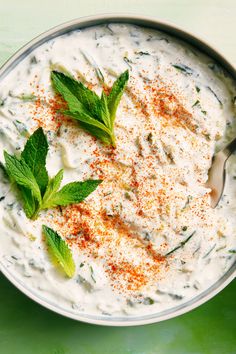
[206,137,236,208]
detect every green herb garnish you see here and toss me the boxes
[192,100,200,108]
[51,70,129,147]
[4,127,102,219]
[165,231,196,256]
[18,94,36,101]
[136,51,150,56]
[144,297,154,305]
[172,64,193,76]
[191,100,207,116]
[90,266,96,283]
[13,120,30,138]
[207,86,223,107]
[42,225,75,278]
[203,243,216,258]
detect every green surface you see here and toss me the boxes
[0,274,235,354]
[0,1,236,353]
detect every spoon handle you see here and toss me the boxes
[223,137,236,158]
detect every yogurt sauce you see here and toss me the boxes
[0,23,236,317]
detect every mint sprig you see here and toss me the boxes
[4,128,102,220]
[42,225,75,278]
[51,70,129,147]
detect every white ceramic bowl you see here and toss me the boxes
[0,14,235,326]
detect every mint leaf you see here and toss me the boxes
[44,179,102,208]
[51,69,129,147]
[4,151,42,204]
[78,122,111,145]
[41,169,64,209]
[19,186,37,219]
[62,110,111,136]
[51,71,102,121]
[42,225,75,278]
[107,70,129,126]
[100,91,110,128]
[21,127,48,194]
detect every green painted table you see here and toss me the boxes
[0,1,235,353]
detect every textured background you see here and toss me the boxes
[0,1,235,353]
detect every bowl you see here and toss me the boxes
[0,13,235,326]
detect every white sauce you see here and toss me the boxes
[0,23,236,317]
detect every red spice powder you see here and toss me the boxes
[34,72,207,295]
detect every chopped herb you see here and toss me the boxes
[143,232,151,241]
[203,244,216,258]
[172,64,193,75]
[192,100,200,108]
[156,289,183,300]
[182,195,192,210]
[0,97,5,106]
[193,245,201,255]
[147,132,153,143]
[216,245,226,252]
[158,37,169,43]
[90,266,96,283]
[8,109,15,116]
[80,262,85,268]
[228,249,236,253]
[13,120,30,137]
[168,293,183,300]
[11,255,18,260]
[0,196,5,202]
[195,86,200,93]
[165,231,196,256]
[30,56,38,64]
[124,192,132,200]
[182,226,188,232]
[207,86,223,107]
[18,94,36,101]
[80,50,105,84]
[95,67,105,84]
[143,297,154,305]
[191,100,207,116]
[123,57,132,69]
[106,24,114,34]
[203,133,211,141]
[136,51,150,56]
[104,191,112,196]
[126,299,134,307]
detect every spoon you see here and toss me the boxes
[206,137,236,208]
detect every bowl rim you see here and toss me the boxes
[0,13,235,327]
